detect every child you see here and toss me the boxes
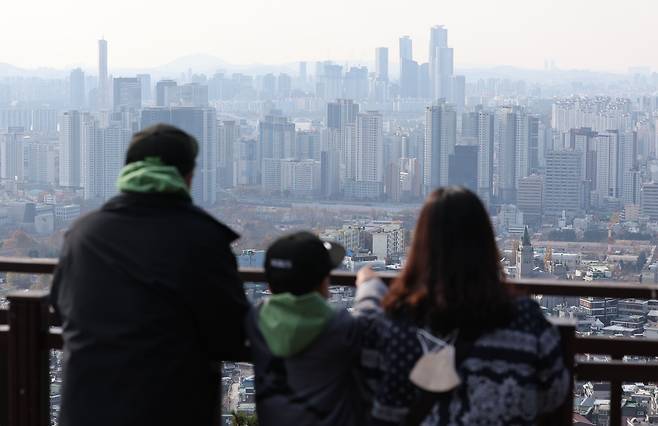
[245,231,386,426]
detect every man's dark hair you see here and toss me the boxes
[126,124,199,176]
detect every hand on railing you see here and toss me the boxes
[356,266,379,286]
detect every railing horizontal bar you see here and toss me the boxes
[575,360,658,381]
[574,336,658,357]
[0,258,657,300]
[511,278,658,299]
[0,257,57,274]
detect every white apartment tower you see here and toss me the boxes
[424,102,456,193]
[59,111,82,187]
[355,111,384,184]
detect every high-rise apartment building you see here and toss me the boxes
[80,114,132,201]
[424,102,456,193]
[327,99,359,180]
[0,127,25,181]
[70,68,85,109]
[544,151,583,217]
[155,80,178,107]
[448,145,478,193]
[98,39,109,109]
[25,139,57,185]
[375,47,389,83]
[59,111,82,187]
[137,74,152,103]
[179,83,209,107]
[429,25,452,101]
[113,78,141,111]
[218,120,239,188]
[259,112,295,160]
[354,111,384,197]
[399,36,418,99]
[343,67,369,100]
[477,111,495,206]
[517,174,544,228]
[641,182,658,221]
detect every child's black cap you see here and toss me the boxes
[265,231,346,295]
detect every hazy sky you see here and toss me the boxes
[3,0,656,72]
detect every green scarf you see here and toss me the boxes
[117,157,190,197]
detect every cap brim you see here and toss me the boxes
[324,241,346,269]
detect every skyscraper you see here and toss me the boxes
[113,77,142,111]
[423,102,456,193]
[517,174,544,228]
[259,112,295,160]
[155,80,178,107]
[80,113,132,201]
[399,36,418,98]
[98,39,109,109]
[326,99,359,180]
[70,68,85,109]
[321,64,343,100]
[544,151,583,217]
[355,111,384,191]
[137,74,152,103]
[620,131,640,206]
[80,113,103,199]
[344,67,369,100]
[593,131,619,204]
[179,83,209,107]
[218,120,239,188]
[60,111,82,187]
[418,63,431,98]
[495,107,529,204]
[477,111,495,206]
[0,127,25,181]
[448,145,478,192]
[375,47,389,83]
[372,48,389,102]
[451,75,465,110]
[399,36,412,61]
[429,25,451,100]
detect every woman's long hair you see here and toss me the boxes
[382,187,513,334]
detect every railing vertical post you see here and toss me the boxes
[7,292,50,426]
[0,330,8,426]
[557,323,575,425]
[609,355,622,426]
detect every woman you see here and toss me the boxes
[362,187,569,425]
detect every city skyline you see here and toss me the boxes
[3,0,658,73]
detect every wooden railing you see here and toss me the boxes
[1,258,658,425]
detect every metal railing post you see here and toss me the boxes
[609,354,622,426]
[7,292,50,426]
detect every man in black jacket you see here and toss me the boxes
[50,124,250,426]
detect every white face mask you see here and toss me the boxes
[409,329,461,393]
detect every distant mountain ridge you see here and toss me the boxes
[0,56,629,83]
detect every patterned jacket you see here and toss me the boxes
[362,295,570,426]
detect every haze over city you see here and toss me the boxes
[3,0,658,72]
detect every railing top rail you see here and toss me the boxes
[2,258,658,300]
[0,257,57,274]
